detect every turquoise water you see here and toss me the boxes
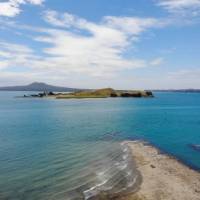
[0,92,200,199]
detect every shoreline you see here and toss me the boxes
[118,141,200,200]
[137,140,200,172]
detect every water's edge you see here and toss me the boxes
[127,139,200,172]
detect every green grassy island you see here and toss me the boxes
[22,88,153,99]
[55,88,153,99]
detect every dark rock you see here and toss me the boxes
[145,90,154,97]
[121,93,142,97]
[30,94,40,97]
[195,189,200,193]
[110,93,118,97]
[48,91,55,96]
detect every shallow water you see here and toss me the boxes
[0,92,200,199]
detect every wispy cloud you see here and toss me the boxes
[37,11,164,76]
[157,0,200,16]
[0,10,165,84]
[0,0,44,17]
[44,10,164,35]
[0,40,44,77]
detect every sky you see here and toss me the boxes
[0,0,200,89]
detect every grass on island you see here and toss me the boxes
[56,88,153,99]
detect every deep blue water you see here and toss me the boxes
[0,92,200,199]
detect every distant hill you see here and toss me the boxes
[0,82,81,92]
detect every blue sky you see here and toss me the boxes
[0,0,200,89]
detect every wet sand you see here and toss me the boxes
[118,141,200,200]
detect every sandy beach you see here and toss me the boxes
[118,141,200,200]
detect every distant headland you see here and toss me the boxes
[153,89,200,93]
[0,82,81,92]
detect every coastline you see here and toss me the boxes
[118,141,200,200]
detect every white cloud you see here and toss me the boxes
[27,0,44,5]
[158,0,200,10]
[44,10,164,34]
[25,11,163,77]
[104,16,162,35]
[0,41,39,71]
[44,10,86,28]
[0,0,44,17]
[157,0,200,14]
[0,41,33,53]
[0,11,167,88]
[0,1,20,17]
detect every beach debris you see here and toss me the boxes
[150,164,156,168]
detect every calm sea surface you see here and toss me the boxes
[0,92,200,199]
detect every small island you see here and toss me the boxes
[23,88,154,99]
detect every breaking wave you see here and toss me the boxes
[64,142,141,200]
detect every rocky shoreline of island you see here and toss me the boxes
[117,141,200,200]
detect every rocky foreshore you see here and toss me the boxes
[118,141,200,200]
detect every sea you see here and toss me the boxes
[0,91,200,200]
